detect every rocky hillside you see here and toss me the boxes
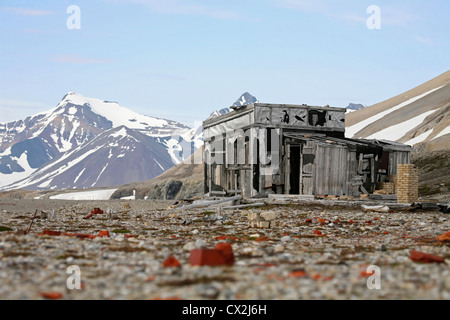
[411,150,450,201]
[111,146,204,200]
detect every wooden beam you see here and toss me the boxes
[360,185,370,195]
[175,195,243,210]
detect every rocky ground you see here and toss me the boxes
[0,199,449,300]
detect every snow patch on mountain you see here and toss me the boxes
[60,92,185,136]
[435,126,450,139]
[233,92,259,107]
[346,86,445,138]
[404,129,434,146]
[49,189,118,200]
[0,152,37,186]
[366,109,438,141]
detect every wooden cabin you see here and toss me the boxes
[203,103,411,198]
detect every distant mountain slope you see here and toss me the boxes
[232,92,259,107]
[3,126,174,190]
[207,92,259,119]
[0,92,199,190]
[346,103,366,113]
[346,70,450,151]
[110,92,260,200]
[111,146,204,200]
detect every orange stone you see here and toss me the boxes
[410,251,446,264]
[40,292,63,300]
[163,256,181,268]
[189,249,227,267]
[436,232,450,242]
[215,242,235,266]
[98,230,110,237]
[41,230,61,236]
[289,270,308,278]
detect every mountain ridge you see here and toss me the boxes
[0,92,197,190]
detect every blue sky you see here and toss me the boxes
[0,0,448,127]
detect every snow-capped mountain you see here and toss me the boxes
[4,126,174,190]
[206,92,259,120]
[0,91,259,191]
[346,70,450,151]
[0,92,198,190]
[345,103,366,113]
[208,107,231,119]
[232,92,259,107]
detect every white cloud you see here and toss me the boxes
[0,98,46,109]
[107,0,242,19]
[0,7,55,16]
[413,35,434,46]
[0,99,48,123]
[380,6,419,27]
[273,0,420,27]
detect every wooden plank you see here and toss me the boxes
[175,195,243,210]
[222,203,265,210]
[360,185,370,195]
[210,191,226,195]
[371,158,375,183]
[285,144,291,195]
[358,153,364,174]
[299,144,304,194]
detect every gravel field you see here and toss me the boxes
[0,199,449,300]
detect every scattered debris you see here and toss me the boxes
[40,292,63,300]
[98,230,110,237]
[438,203,450,214]
[361,205,390,213]
[84,208,104,219]
[175,195,242,210]
[40,211,48,220]
[40,230,62,236]
[409,251,446,264]
[189,243,235,267]
[25,209,39,234]
[0,226,13,232]
[248,210,278,228]
[436,232,450,242]
[222,203,265,210]
[48,209,56,221]
[0,199,449,300]
[163,256,181,268]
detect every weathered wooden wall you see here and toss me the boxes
[388,151,410,176]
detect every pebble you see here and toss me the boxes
[115,235,125,242]
[195,239,207,248]
[183,242,196,251]
[274,245,284,253]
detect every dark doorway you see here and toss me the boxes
[289,146,301,194]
